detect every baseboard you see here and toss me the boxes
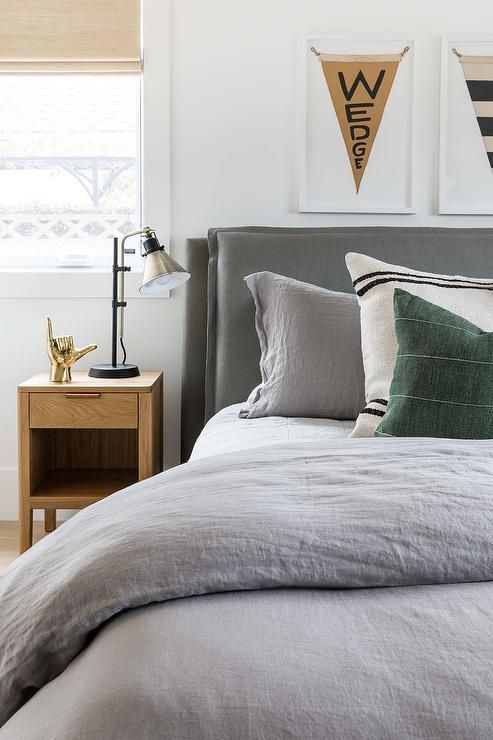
[0,467,19,520]
[0,467,44,521]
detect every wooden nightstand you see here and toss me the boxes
[17,371,163,553]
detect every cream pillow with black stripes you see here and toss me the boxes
[345,253,493,437]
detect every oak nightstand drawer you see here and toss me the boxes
[30,392,138,429]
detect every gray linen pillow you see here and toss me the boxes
[240,272,365,420]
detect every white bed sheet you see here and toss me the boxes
[190,404,355,460]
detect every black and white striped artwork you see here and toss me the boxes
[457,52,493,172]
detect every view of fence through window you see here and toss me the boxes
[0,76,139,245]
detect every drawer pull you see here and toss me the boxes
[64,393,101,399]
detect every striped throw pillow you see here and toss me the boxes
[375,289,493,439]
[345,253,493,437]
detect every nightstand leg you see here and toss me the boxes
[19,503,33,554]
[138,385,163,480]
[45,509,56,532]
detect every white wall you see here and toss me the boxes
[1,0,493,519]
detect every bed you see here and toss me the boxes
[190,404,355,459]
[1,226,493,739]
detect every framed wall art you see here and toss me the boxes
[298,34,416,214]
[439,35,493,214]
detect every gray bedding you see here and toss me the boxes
[1,438,493,738]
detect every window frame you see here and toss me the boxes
[0,0,170,299]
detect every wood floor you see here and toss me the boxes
[0,521,50,571]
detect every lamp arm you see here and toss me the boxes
[118,227,155,348]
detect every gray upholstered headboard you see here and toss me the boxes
[181,226,493,461]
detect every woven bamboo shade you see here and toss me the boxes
[0,0,141,73]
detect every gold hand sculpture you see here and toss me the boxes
[46,316,97,382]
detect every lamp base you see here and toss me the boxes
[88,363,140,379]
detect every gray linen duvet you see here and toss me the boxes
[1,438,492,739]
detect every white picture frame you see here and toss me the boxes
[439,35,493,214]
[298,34,416,214]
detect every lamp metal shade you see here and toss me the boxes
[139,249,190,294]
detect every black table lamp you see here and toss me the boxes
[89,227,190,379]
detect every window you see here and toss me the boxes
[0,75,140,267]
[0,0,142,269]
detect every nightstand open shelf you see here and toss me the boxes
[32,469,139,507]
[18,372,163,553]
[28,426,139,506]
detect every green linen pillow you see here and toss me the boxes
[375,289,493,439]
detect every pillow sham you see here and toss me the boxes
[345,252,493,437]
[240,271,365,420]
[376,289,493,439]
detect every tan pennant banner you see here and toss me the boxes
[313,49,406,192]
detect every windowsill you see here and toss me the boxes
[0,267,169,299]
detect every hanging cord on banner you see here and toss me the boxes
[452,48,462,58]
[310,45,410,58]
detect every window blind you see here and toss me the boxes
[0,0,141,73]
